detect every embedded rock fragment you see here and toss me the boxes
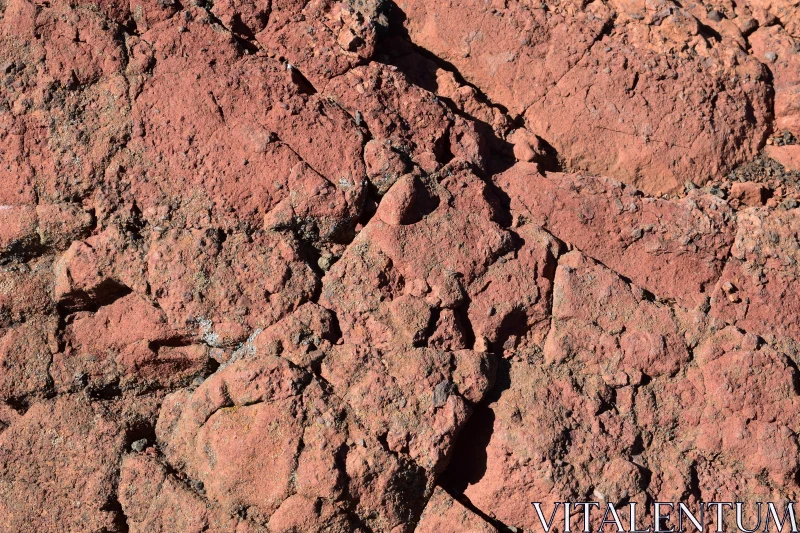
[730,181,771,206]
[0,261,58,403]
[126,9,367,237]
[0,318,57,402]
[53,293,211,394]
[523,33,771,195]
[545,251,690,381]
[253,0,386,89]
[147,230,318,346]
[0,0,131,205]
[750,25,800,136]
[399,0,613,116]
[0,203,92,262]
[0,259,54,326]
[54,227,146,312]
[743,0,800,42]
[251,302,338,368]
[766,144,800,172]
[468,223,560,354]
[119,453,257,533]
[0,206,37,259]
[324,62,457,183]
[321,345,494,472]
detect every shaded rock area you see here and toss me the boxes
[1,0,800,531]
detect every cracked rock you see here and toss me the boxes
[3,0,800,529]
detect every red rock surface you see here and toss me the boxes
[400,0,774,195]
[442,253,800,531]
[2,0,800,530]
[495,164,735,308]
[416,487,498,533]
[711,207,800,355]
[750,25,800,136]
[766,144,800,172]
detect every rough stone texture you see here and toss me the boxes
[730,181,770,206]
[54,292,212,394]
[467,222,560,353]
[750,25,800,136]
[321,163,515,348]
[3,0,800,530]
[416,487,498,533]
[153,331,492,531]
[495,163,735,308]
[321,345,493,472]
[443,252,800,531]
[400,0,774,195]
[146,229,318,345]
[0,394,160,533]
[0,318,58,401]
[119,453,255,533]
[711,208,800,355]
[766,144,800,172]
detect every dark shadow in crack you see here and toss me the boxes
[536,136,566,173]
[490,307,531,355]
[377,2,511,116]
[57,279,134,315]
[102,495,131,533]
[438,403,494,494]
[375,1,520,179]
[438,357,511,495]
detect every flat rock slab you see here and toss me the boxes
[766,144,800,172]
[494,163,735,308]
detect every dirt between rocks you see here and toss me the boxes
[1,0,800,531]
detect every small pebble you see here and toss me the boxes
[765,51,778,63]
[131,439,148,452]
[433,380,452,408]
[722,281,736,294]
[317,253,334,271]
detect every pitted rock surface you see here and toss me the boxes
[2,0,800,531]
